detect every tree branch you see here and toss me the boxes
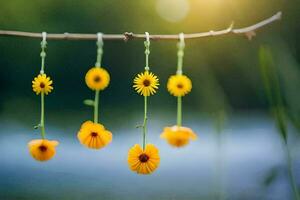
[0,12,281,41]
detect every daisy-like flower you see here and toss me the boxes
[85,67,110,90]
[133,71,159,96]
[28,139,59,161]
[160,125,197,147]
[32,74,53,95]
[127,144,160,175]
[77,121,112,149]
[167,74,192,97]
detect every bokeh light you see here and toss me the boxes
[156,0,190,22]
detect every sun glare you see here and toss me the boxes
[156,0,190,23]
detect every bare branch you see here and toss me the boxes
[0,12,281,41]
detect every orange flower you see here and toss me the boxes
[77,121,112,149]
[160,125,197,147]
[28,139,59,161]
[127,144,160,175]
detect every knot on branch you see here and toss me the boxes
[245,31,256,40]
[63,32,71,40]
[124,32,134,42]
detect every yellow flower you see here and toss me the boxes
[160,125,197,147]
[133,71,159,96]
[77,121,112,149]
[167,74,192,97]
[127,144,160,175]
[32,74,53,95]
[85,67,110,90]
[28,139,59,161]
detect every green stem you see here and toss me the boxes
[41,55,45,73]
[177,50,184,75]
[145,53,149,70]
[142,96,148,150]
[94,90,100,123]
[283,143,300,200]
[95,46,103,67]
[177,96,182,126]
[40,93,45,139]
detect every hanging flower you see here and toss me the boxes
[85,67,110,90]
[32,74,53,95]
[28,139,59,161]
[160,125,197,147]
[77,121,112,149]
[133,71,159,96]
[127,144,160,174]
[167,74,192,97]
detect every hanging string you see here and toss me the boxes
[40,32,47,138]
[144,32,150,71]
[142,95,148,150]
[177,33,185,127]
[143,32,150,149]
[40,32,47,74]
[94,33,103,123]
[95,33,103,68]
[177,33,185,75]
[94,91,100,123]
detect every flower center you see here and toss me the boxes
[143,79,151,87]
[39,145,47,152]
[139,153,149,163]
[94,76,101,83]
[91,132,98,137]
[177,83,183,89]
[40,82,45,88]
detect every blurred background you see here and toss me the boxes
[0,0,300,199]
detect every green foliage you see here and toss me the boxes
[83,99,95,106]
[33,124,41,129]
[263,167,279,187]
[213,109,227,134]
[259,46,287,141]
[259,46,300,199]
[288,113,300,133]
